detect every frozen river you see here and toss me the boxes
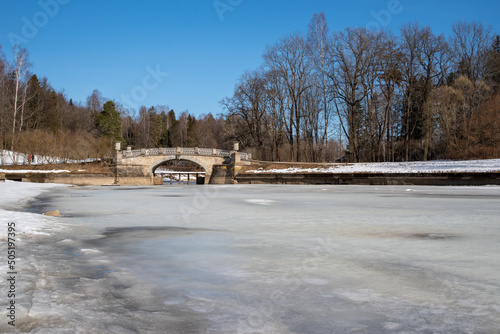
[1,183,500,333]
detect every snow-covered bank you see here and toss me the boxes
[0,181,68,243]
[246,158,500,174]
[0,150,98,166]
[0,181,66,208]
[0,182,195,333]
[0,182,71,332]
[0,169,71,174]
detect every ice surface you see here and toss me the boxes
[0,182,499,333]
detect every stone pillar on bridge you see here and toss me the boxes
[231,152,241,164]
[114,141,122,164]
[113,142,123,185]
[231,141,240,164]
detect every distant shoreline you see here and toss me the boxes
[236,171,500,186]
[1,158,499,186]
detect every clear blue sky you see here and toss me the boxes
[1,0,499,117]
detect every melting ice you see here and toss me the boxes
[1,182,500,333]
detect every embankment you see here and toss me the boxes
[236,172,500,186]
[2,170,499,186]
[1,172,154,186]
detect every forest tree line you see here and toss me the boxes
[1,16,499,164]
[223,16,500,162]
[0,45,231,163]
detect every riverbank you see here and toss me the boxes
[236,171,500,186]
[0,182,67,332]
[237,159,500,185]
[1,159,499,186]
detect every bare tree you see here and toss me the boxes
[301,74,324,161]
[328,28,378,162]
[450,21,494,81]
[399,22,425,161]
[427,85,466,153]
[307,12,332,150]
[264,68,289,161]
[0,45,10,151]
[86,89,104,121]
[486,35,500,91]
[376,31,403,161]
[11,45,31,150]
[264,33,313,161]
[415,27,452,160]
[221,70,268,150]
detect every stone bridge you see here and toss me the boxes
[114,144,252,184]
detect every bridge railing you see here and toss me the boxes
[122,147,252,160]
[198,148,213,156]
[240,152,251,160]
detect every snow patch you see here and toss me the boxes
[0,149,99,166]
[383,322,403,330]
[0,169,70,174]
[304,278,330,286]
[0,180,66,208]
[245,199,276,206]
[246,159,500,174]
[80,248,103,254]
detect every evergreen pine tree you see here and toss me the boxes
[96,100,124,143]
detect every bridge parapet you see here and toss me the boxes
[121,147,252,160]
[198,148,213,156]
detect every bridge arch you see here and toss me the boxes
[150,156,211,175]
[134,154,226,184]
